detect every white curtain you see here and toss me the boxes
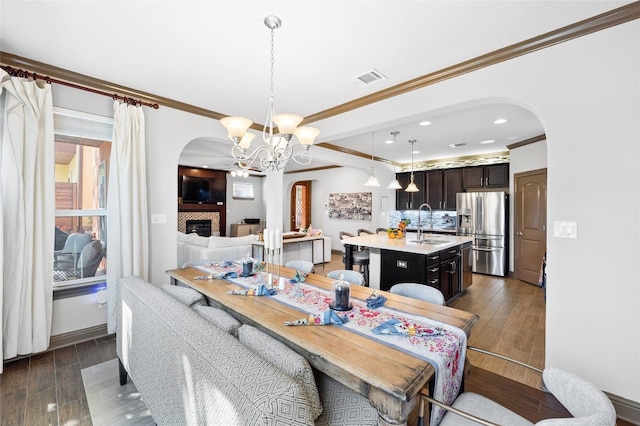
[0,69,54,372]
[106,101,148,333]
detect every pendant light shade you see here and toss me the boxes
[364,131,381,187]
[365,168,381,187]
[405,139,419,192]
[405,176,420,192]
[387,130,402,189]
[387,178,402,190]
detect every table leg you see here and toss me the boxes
[344,243,354,269]
[368,387,416,426]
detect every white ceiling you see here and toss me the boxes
[1,1,630,172]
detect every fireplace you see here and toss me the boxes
[185,219,212,237]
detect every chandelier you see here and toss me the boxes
[220,15,320,172]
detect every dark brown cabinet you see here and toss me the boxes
[380,247,463,303]
[439,246,461,301]
[462,164,509,190]
[395,171,425,210]
[443,169,462,210]
[414,168,462,211]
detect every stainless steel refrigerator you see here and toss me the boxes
[456,191,508,277]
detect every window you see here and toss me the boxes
[53,108,112,288]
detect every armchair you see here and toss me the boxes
[54,239,104,281]
[420,365,616,426]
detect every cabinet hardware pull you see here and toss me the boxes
[429,279,438,284]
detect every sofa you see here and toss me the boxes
[116,275,378,425]
[177,231,256,267]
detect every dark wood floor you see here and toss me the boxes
[1,254,631,425]
[0,335,116,426]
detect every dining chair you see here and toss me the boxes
[422,367,617,425]
[327,269,365,286]
[357,228,374,236]
[390,283,445,306]
[285,260,315,274]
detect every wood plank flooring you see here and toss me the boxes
[1,253,631,425]
[1,335,116,426]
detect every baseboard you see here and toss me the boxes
[607,392,640,424]
[49,324,109,351]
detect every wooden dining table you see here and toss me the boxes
[166,265,479,426]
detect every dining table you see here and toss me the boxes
[166,264,479,426]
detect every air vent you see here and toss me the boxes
[350,69,387,87]
[449,143,467,148]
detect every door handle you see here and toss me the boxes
[517,231,523,236]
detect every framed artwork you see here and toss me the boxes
[232,182,254,199]
[328,192,372,220]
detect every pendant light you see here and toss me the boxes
[364,130,381,187]
[405,139,420,192]
[386,131,402,189]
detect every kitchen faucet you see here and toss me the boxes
[417,203,433,242]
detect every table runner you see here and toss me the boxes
[195,263,465,425]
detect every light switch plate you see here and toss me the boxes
[554,221,577,238]
[151,213,167,224]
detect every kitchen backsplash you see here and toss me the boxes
[389,210,457,230]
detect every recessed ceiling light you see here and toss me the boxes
[507,136,519,140]
[412,150,420,154]
[480,139,495,144]
[419,121,432,126]
[494,118,507,125]
[449,143,467,148]
[384,138,394,144]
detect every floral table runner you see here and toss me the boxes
[195,262,465,425]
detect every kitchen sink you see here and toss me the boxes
[408,238,449,245]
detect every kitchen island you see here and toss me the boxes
[343,233,473,302]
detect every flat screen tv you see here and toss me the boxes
[181,175,226,204]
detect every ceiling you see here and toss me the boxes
[1,1,631,173]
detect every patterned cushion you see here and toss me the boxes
[160,284,206,307]
[238,324,323,420]
[118,276,315,425]
[193,305,242,337]
[315,372,378,426]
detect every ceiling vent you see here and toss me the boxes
[350,69,387,87]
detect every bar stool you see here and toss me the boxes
[339,231,370,286]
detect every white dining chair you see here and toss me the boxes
[327,269,365,286]
[285,260,315,274]
[390,283,445,306]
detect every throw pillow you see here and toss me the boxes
[238,324,322,420]
[193,305,242,337]
[161,284,206,307]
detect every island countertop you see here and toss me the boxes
[342,232,472,254]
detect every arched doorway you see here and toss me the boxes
[290,180,312,231]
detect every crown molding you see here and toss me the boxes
[2,3,637,128]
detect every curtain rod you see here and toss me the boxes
[1,65,160,109]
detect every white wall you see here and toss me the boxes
[508,140,548,272]
[283,167,396,251]
[308,22,640,401]
[46,19,639,403]
[225,174,264,235]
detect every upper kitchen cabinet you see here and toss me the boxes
[425,169,462,210]
[462,164,509,190]
[396,171,425,210]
